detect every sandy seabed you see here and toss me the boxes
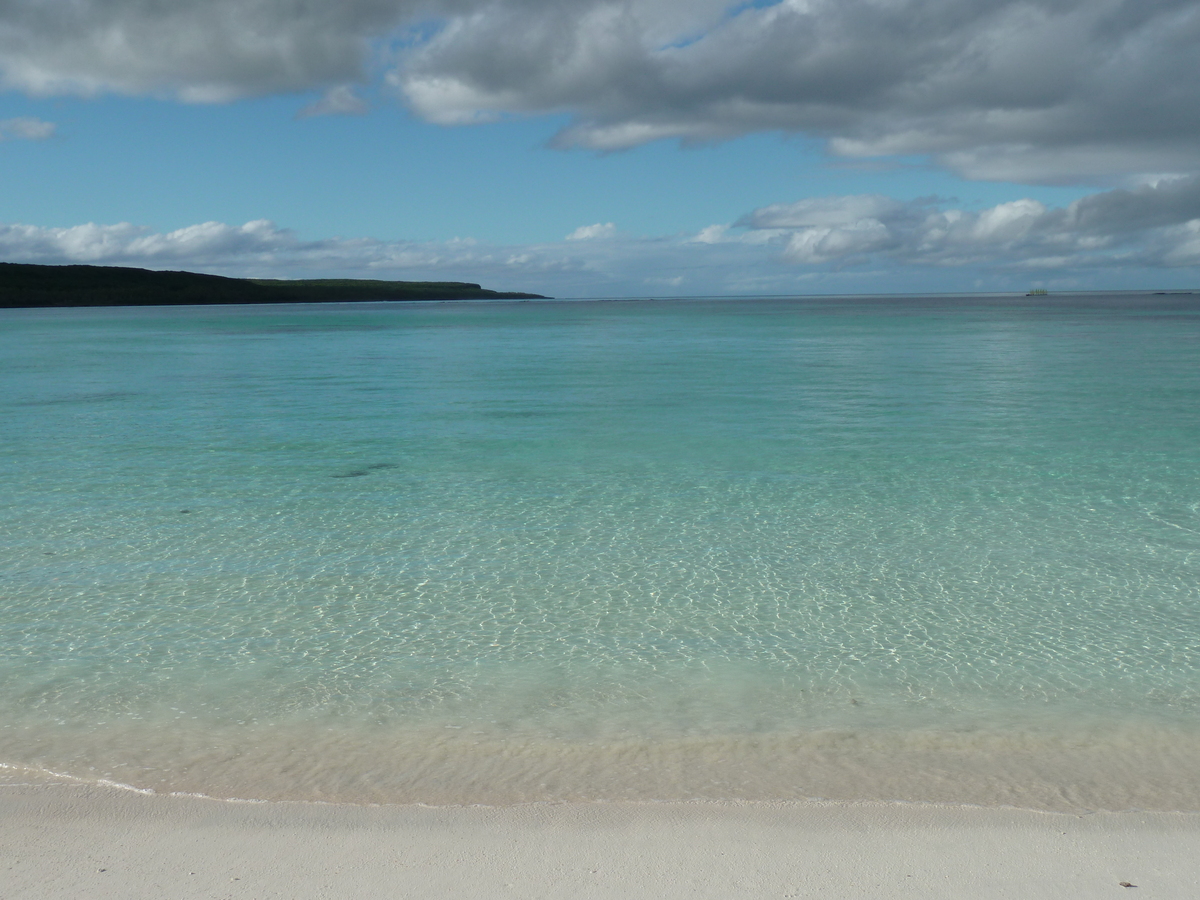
[3,768,1199,900]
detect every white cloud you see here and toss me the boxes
[0,219,295,263]
[970,199,1046,243]
[297,84,369,118]
[1161,220,1200,266]
[738,196,903,230]
[566,222,617,241]
[0,117,55,140]
[781,219,895,264]
[691,224,728,244]
[0,0,405,100]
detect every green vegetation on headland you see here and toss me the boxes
[0,263,548,308]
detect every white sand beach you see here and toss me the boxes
[3,770,1199,900]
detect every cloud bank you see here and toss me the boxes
[736,177,1200,268]
[397,0,1200,181]
[4,179,1199,295]
[2,0,1198,181]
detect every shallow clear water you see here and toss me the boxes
[3,295,1200,808]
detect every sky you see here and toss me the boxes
[2,0,1199,297]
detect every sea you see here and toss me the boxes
[2,293,1199,810]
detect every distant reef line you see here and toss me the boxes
[0,262,549,308]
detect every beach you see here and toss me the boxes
[3,769,1199,899]
[7,0,1200,882]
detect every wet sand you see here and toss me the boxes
[3,773,1198,899]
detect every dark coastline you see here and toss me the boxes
[0,262,548,308]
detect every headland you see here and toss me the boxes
[0,262,547,308]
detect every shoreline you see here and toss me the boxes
[5,715,1200,812]
[4,776,1199,899]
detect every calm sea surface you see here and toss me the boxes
[3,295,1200,809]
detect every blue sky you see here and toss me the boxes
[2,0,1199,296]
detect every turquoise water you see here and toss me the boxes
[3,295,1200,809]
